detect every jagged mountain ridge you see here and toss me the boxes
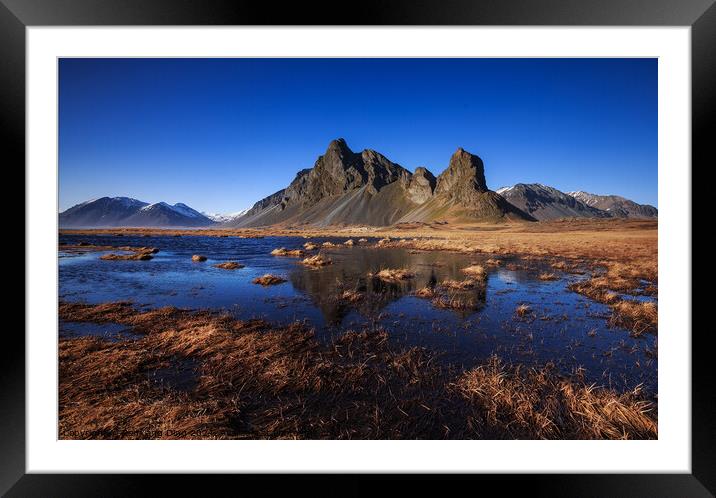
[496,184,611,221]
[567,191,658,219]
[229,139,532,228]
[497,184,657,221]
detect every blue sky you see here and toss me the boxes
[59,58,657,213]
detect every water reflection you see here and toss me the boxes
[58,233,657,394]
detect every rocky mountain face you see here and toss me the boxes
[496,185,657,221]
[405,167,436,204]
[229,139,532,228]
[59,198,215,228]
[496,184,611,221]
[568,191,658,219]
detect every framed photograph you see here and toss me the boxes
[6,0,712,494]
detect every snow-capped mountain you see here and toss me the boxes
[202,208,250,224]
[59,197,149,227]
[496,184,609,221]
[59,198,216,228]
[567,191,658,218]
[495,184,657,221]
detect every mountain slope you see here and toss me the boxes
[59,198,215,228]
[567,191,658,218]
[122,202,215,227]
[496,184,610,221]
[229,139,531,228]
[59,197,149,227]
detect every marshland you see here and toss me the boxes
[58,220,658,440]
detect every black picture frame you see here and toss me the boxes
[4,0,712,495]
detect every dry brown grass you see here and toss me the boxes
[301,254,332,267]
[321,241,336,248]
[271,247,306,257]
[303,242,319,250]
[515,304,532,317]
[538,272,558,281]
[340,290,364,303]
[432,294,481,311]
[63,243,158,262]
[100,252,153,261]
[60,243,159,254]
[609,300,658,337]
[461,265,486,279]
[191,255,207,262]
[358,238,368,243]
[252,274,287,286]
[373,268,415,282]
[485,258,502,266]
[344,239,355,246]
[58,302,656,440]
[213,262,244,270]
[414,286,437,298]
[454,356,656,439]
[440,279,478,290]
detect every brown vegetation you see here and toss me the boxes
[100,252,153,261]
[340,290,364,303]
[301,254,332,267]
[515,304,532,317]
[62,243,159,262]
[440,279,478,290]
[454,356,656,439]
[432,294,481,311]
[303,242,319,250]
[461,265,486,279]
[191,255,207,262]
[213,262,244,270]
[252,274,287,286]
[414,286,437,298]
[58,302,657,440]
[538,272,558,281]
[609,300,658,337]
[271,247,306,257]
[373,268,415,282]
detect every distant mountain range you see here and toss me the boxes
[59,198,217,228]
[60,139,656,228]
[567,190,658,219]
[496,184,657,221]
[202,208,250,223]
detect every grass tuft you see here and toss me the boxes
[213,262,244,270]
[252,274,287,286]
[373,268,415,282]
[301,254,332,267]
[271,247,306,257]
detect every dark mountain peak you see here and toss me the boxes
[406,166,437,204]
[324,138,355,163]
[231,142,534,227]
[435,147,488,200]
[414,166,432,176]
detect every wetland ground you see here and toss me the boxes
[58,220,658,439]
